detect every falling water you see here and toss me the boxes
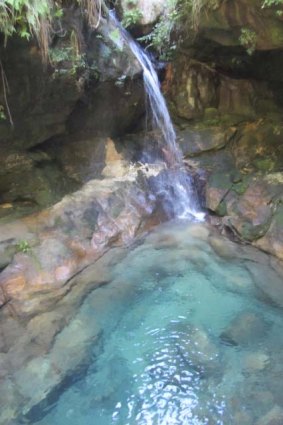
[110,12,205,221]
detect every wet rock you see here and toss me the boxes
[185,223,210,241]
[26,311,67,349]
[209,235,241,259]
[206,172,233,213]
[226,180,273,241]
[220,311,269,346]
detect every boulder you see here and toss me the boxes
[118,0,165,28]
[177,126,236,157]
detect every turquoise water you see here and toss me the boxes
[33,222,283,425]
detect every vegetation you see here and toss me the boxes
[0,0,54,62]
[262,0,283,16]
[239,27,257,55]
[139,0,283,59]
[121,0,142,28]
[0,0,104,62]
[140,0,211,60]
[16,240,31,253]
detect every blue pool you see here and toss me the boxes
[33,221,283,425]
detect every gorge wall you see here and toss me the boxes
[0,1,283,422]
[163,0,283,259]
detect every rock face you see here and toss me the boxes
[199,0,283,51]
[168,57,279,122]
[0,6,144,217]
[0,145,160,316]
[164,0,283,260]
[0,135,174,423]
[176,119,283,258]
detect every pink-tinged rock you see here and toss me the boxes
[255,204,283,260]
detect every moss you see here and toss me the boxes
[270,22,283,47]
[204,107,220,120]
[240,220,271,241]
[215,200,227,216]
[253,158,275,172]
[232,179,249,195]
[209,171,232,191]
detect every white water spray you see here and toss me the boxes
[110,12,205,221]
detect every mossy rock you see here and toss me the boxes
[215,200,227,216]
[253,158,275,172]
[239,219,272,241]
[232,176,249,195]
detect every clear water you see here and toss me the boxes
[34,222,283,425]
[110,12,204,221]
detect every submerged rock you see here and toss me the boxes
[220,311,269,346]
[256,405,283,425]
[243,352,270,372]
[168,322,220,374]
[246,260,283,308]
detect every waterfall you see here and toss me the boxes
[110,12,205,221]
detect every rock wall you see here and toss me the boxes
[165,0,283,259]
[0,6,144,219]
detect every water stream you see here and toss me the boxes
[110,12,204,221]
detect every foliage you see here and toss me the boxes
[77,0,103,28]
[0,0,103,61]
[262,0,283,15]
[0,0,55,61]
[16,240,31,253]
[140,0,209,60]
[239,27,257,55]
[0,104,6,120]
[121,0,142,28]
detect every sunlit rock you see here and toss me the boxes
[118,0,165,27]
